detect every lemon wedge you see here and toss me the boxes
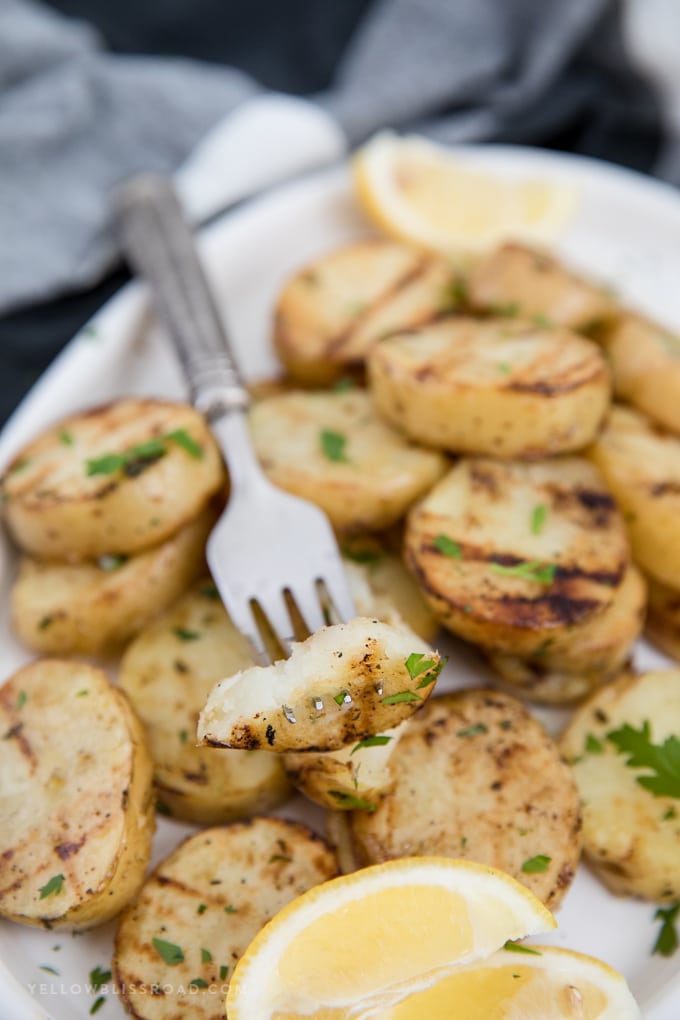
[353,132,577,256]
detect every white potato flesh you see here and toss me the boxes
[561,670,680,901]
[249,389,447,532]
[368,316,609,457]
[198,617,443,752]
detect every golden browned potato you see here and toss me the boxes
[198,617,444,752]
[119,580,290,824]
[0,660,154,930]
[249,390,447,533]
[404,457,629,657]
[561,670,680,901]
[347,690,582,910]
[10,507,215,656]
[588,405,680,587]
[645,574,680,661]
[368,317,609,458]
[113,819,338,1020]
[343,548,439,641]
[1,398,225,560]
[273,240,455,384]
[487,564,646,705]
[325,809,361,875]
[600,310,680,434]
[468,242,616,334]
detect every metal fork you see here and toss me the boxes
[113,174,355,660]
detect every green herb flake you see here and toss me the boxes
[269,853,293,864]
[653,904,679,958]
[328,790,377,811]
[97,554,127,572]
[585,733,604,754]
[156,800,173,817]
[521,854,552,874]
[76,689,89,697]
[503,940,542,956]
[532,314,552,328]
[16,690,27,711]
[39,874,65,899]
[490,560,556,585]
[179,729,189,744]
[90,996,106,1016]
[224,905,238,914]
[58,430,75,447]
[39,965,60,975]
[351,735,393,754]
[382,690,421,705]
[152,937,184,965]
[493,302,520,318]
[663,807,677,821]
[199,584,220,600]
[433,534,462,559]
[173,626,201,642]
[320,428,349,463]
[606,721,680,799]
[500,719,512,731]
[530,504,548,536]
[341,546,382,565]
[333,690,350,706]
[457,723,488,738]
[190,978,208,989]
[166,429,204,459]
[38,615,54,631]
[89,966,112,991]
[219,965,229,981]
[497,362,512,375]
[332,377,356,393]
[86,453,127,477]
[201,948,212,963]
[197,903,208,915]
[8,457,31,475]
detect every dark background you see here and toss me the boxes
[0,0,664,426]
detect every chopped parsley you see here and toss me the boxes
[382,690,421,705]
[199,583,220,600]
[332,377,355,393]
[165,428,204,459]
[152,937,184,965]
[179,729,189,744]
[197,903,207,915]
[341,546,383,565]
[320,428,349,463]
[490,560,556,585]
[39,965,60,976]
[333,690,350,706]
[156,799,173,817]
[85,429,202,477]
[653,903,679,958]
[89,966,112,990]
[442,277,469,309]
[532,314,552,328]
[39,874,65,899]
[503,940,542,956]
[530,504,548,535]
[219,965,229,981]
[173,626,201,642]
[16,690,27,711]
[521,855,552,874]
[224,904,238,914]
[351,735,392,754]
[89,997,106,1016]
[190,978,208,989]
[493,302,520,318]
[38,615,54,631]
[328,790,377,811]
[97,554,127,571]
[663,807,677,821]
[433,534,462,559]
[497,363,512,375]
[76,689,89,697]
[457,723,488,738]
[201,948,212,963]
[585,733,604,754]
[606,721,680,799]
[58,430,75,447]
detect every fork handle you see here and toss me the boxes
[113,173,249,422]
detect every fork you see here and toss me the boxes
[113,174,355,660]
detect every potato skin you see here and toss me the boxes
[600,310,680,435]
[11,507,215,655]
[119,580,290,825]
[273,240,454,384]
[404,457,629,656]
[249,390,447,532]
[487,565,646,705]
[588,405,680,587]
[1,398,225,560]
[368,316,609,458]
[347,690,582,910]
[468,242,616,333]
[113,819,338,1020]
[0,660,154,930]
[560,670,680,901]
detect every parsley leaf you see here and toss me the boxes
[530,504,548,535]
[585,733,604,754]
[521,855,552,874]
[219,965,229,980]
[341,546,383,565]
[97,554,127,571]
[351,735,392,754]
[607,721,680,799]
[433,534,462,559]
[166,429,203,459]
[90,997,106,1016]
[39,874,65,899]
[333,690,350,706]
[152,937,184,965]
[653,904,679,958]
[457,723,488,738]
[382,690,421,705]
[503,940,542,955]
[490,560,556,585]
[58,430,74,447]
[89,966,112,990]
[320,428,349,463]
[332,377,355,393]
[201,948,212,963]
[173,627,201,642]
[16,690,27,711]
[328,790,377,811]
[190,978,208,989]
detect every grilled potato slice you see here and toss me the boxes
[645,575,680,661]
[283,721,408,811]
[249,390,447,532]
[113,819,338,1020]
[588,405,680,586]
[325,809,361,874]
[600,310,680,434]
[1,398,224,560]
[347,690,582,910]
[273,240,455,383]
[119,580,290,824]
[404,457,629,656]
[368,317,609,458]
[343,548,439,641]
[561,670,680,901]
[198,618,443,752]
[487,564,646,704]
[10,507,215,656]
[468,242,616,333]
[0,660,154,930]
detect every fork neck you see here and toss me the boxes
[210,409,268,492]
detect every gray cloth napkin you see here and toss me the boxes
[0,0,669,315]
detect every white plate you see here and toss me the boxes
[1,147,680,1020]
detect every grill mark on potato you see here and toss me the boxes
[55,837,86,861]
[650,481,680,497]
[506,359,606,396]
[426,540,625,588]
